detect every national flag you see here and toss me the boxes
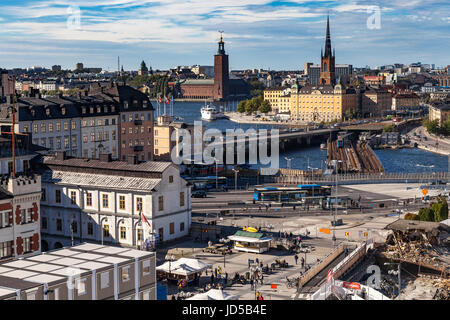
[164,96,170,104]
[327,269,334,282]
[159,97,163,104]
[140,211,151,229]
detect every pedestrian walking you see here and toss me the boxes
[211,274,214,285]
[294,254,298,265]
[301,257,305,268]
[250,278,254,290]
[289,232,293,240]
[278,230,281,239]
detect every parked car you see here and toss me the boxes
[191,190,207,198]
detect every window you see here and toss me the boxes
[180,192,185,207]
[26,290,37,300]
[24,236,32,253]
[70,191,77,205]
[56,218,62,231]
[142,260,151,275]
[169,222,174,235]
[100,272,110,289]
[64,122,69,131]
[56,137,61,149]
[120,226,126,240]
[129,128,132,134]
[41,188,46,201]
[42,217,48,229]
[49,123,53,132]
[91,132,95,142]
[169,175,174,183]
[56,122,61,131]
[86,192,92,207]
[23,125,29,133]
[136,197,143,212]
[0,241,13,258]
[119,196,125,210]
[41,138,46,147]
[53,288,60,300]
[137,229,143,242]
[0,212,11,229]
[87,222,93,235]
[102,194,109,208]
[64,136,69,148]
[41,123,46,133]
[72,135,77,148]
[33,124,38,133]
[158,196,164,211]
[76,278,87,296]
[72,122,76,130]
[112,130,116,140]
[103,224,110,238]
[83,134,88,143]
[180,222,185,232]
[55,190,61,203]
[122,266,130,282]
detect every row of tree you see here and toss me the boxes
[123,75,173,98]
[237,96,272,114]
[423,118,450,136]
[405,197,448,222]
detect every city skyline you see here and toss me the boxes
[0,1,449,71]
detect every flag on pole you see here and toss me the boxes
[164,96,170,104]
[159,96,163,104]
[327,269,334,283]
[140,211,151,229]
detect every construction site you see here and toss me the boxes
[307,218,450,300]
[327,133,384,174]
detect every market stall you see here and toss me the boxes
[156,258,212,283]
[227,230,272,253]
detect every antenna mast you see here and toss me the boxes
[12,76,16,179]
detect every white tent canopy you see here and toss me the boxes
[186,289,238,300]
[156,258,212,276]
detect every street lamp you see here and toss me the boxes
[384,262,402,299]
[232,168,239,192]
[70,219,76,247]
[285,157,293,170]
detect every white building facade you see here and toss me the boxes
[40,153,191,250]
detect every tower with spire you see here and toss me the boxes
[213,31,229,100]
[320,15,336,86]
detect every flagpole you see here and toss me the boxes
[164,99,167,116]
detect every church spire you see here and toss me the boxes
[324,14,332,58]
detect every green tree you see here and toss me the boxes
[432,197,448,222]
[258,100,272,113]
[249,80,265,98]
[404,213,419,220]
[237,100,247,113]
[418,207,435,222]
[442,119,450,136]
[425,119,440,135]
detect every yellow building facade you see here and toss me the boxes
[289,84,357,123]
[263,88,291,113]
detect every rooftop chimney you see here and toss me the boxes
[55,151,67,161]
[99,153,112,163]
[127,155,138,165]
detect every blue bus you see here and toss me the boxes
[253,185,331,203]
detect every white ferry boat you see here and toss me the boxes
[201,104,225,120]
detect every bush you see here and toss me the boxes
[418,207,434,222]
[404,213,419,220]
[432,197,448,222]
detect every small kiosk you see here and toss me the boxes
[228,230,272,253]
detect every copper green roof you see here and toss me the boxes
[233,231,265,239]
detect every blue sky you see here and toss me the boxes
[0,0,448,71]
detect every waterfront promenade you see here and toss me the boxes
[408,126,450,156]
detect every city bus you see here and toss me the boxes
[253,185,331,203]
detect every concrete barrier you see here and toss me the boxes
[298,243,344,288]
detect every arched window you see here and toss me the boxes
[324,62,328,71]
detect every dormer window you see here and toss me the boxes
[111,106,116,112]
[97,106,101,113]
[82,107,86,114]
[31,109,35,117]
[90,107,94,113]
[124,101,129,109]
[45,108,50,116]
[143,101,148,108]
[133,100,138,105]
[61,108,66,115]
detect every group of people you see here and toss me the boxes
[208,266,229,288]
[294,254,306,269]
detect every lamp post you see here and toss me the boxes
[70,219,75,247]
[232,168,239,192]
[285,157,293,170]
[384,262,401,299]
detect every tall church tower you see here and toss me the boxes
[320,15,336,86]
[214,33,229,101]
